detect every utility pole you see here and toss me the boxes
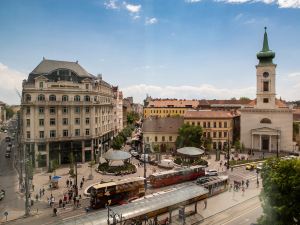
[227,135,230,170]
[24,146,30,216]
[143,143,148,191]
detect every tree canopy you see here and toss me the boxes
[127,111,140,125]
[258,158,300,225]
[176,124,203,148]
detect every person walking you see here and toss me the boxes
[246,179,249,188]
[53,207,57,216]
[35,193,39,202]
[204,199,207,209]
[242,187,245,196]
[39,189,42,199]
[80,181,83,189]
[66,179,69,187]
[32,184,35,191]
[42,187,45,196]
[82,176,85,183]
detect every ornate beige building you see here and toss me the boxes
[21,59,115,167]
[240,29,293,153]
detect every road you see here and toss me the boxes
[200,196,262,225]
[0,130,25,222]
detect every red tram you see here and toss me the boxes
[149,165,206,188]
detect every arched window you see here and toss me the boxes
[62,95,69,102]
[84,95,90,102]
[25,94,31,102]
[74,95,81,101]
[260,118,271,124]
[37,94,45,101]
[49,95,56,101]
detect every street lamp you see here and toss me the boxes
[227,135,230,170]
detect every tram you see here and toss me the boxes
[90,177,145,209]
[149,165,206,188]
[201,175,229,196]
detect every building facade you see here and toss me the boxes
[0,101,6,124]
[143,99,199,118]
[112,86,123,134]
[21,59,115,167]
[142,117,184,152]
[240,29,293,152]
[184,110,235,150]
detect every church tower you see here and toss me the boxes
[255,27,276,109]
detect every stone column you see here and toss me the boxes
[259,134,262,151]
[269,135,272,152]
[251,133,254,150]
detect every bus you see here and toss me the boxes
[149,165,206,188]
[90,177,145,209]
[200,175,229,196]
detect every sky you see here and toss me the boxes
[0,0,300,105]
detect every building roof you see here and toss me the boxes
[31,59,92,77]
[256,27,275,65]
[246,99,288,108]
[147,99,199,108]
[206,99,252,105]
[184,110,236,119]
[177,147,205,156]
[142,117,184,133]
[104,149,131,161]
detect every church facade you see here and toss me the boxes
[240,28,293,153]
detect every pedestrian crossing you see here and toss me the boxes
[229,168,258,182]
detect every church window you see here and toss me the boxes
[263,98,269,103]
[260,118,272,124]
[263,81,269,92]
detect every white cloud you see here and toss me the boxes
[104,0,119,9]
[288,72,300,77]
[185,0,202,3]
[186,0,300,8]
[0,63,26,105]
[124,3,141,13]
[121,84,256,103]
[145,17,158,25]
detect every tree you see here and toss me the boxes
[293,122,299,141]
[258,158,300,225]
[176,124,203,148]
[234,140,241,152]
[50,159,59,175]
[4,105,15,119]
[112,135,125,150]
[127,111,140,125]
[203,137,212,154]
[239,97,250,101]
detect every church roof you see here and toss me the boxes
[256,27,275,65]
[147,99,199,108]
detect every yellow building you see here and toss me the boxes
[184,110,237,150]
[143,99,199,118]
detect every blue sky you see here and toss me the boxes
[0,0,300,104]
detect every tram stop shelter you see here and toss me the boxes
[176,147,205,165]
[104,149,131,165]
[54,184,209,225]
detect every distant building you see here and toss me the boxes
[21,59,115,167]
[122,98,132,128]
[143,99,199,118]
[0,101,6,124]
[240,29,294,153]
[112,86,123,134]
[184,110,236,150]
[198,99,252,111]
[142,117,184,152]
[293,108,300,150]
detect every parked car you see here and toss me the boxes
[6,147,11,153]
[256,162,264,171]
[0,190,5,200]
[5,152,10,158]
[130,150,139,157]
[5,137,11,142]
[206,169,218,176]
[246,163,257,170]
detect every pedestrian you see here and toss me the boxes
[82,176,85,183]
[66,179,69,187]
[62,201,65,209]
[80,181,83,189]
[49,175,52,181]
[32,184,35,191]
[257,179,259,188]
[246,179,249,188]
[242,187,245,196]
[73,196,76,206]
[59,199,62,208]
[42,187,45,196]
[39,189,42,199]
[70,180,73,187]
[35,193,39,202]
[204,199,207,209]
[229,184,232,192]
[242,180,244,187]
[53,207,57,216]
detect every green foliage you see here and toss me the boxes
[203,137,212,152]
[153,144,160,153]
[98,162,136,174]
[112,135,125,150]
[239,97,250,101]
[234,140,241,152]
[293,122,299,141]
[176,123,203,148]
[50,159,59,175]
[69,168,75,177]
[173,157,208,166]
[258,158,300,225]
[127,111,140,125]
[4,105,14,119]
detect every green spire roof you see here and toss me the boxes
[257,27,275,65]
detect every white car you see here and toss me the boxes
[206,169,218,176]
[130,150,139,157]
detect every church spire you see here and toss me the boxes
[262,27,270,52]
[257,27,275,65]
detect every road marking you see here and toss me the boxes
[220,204,261,225]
